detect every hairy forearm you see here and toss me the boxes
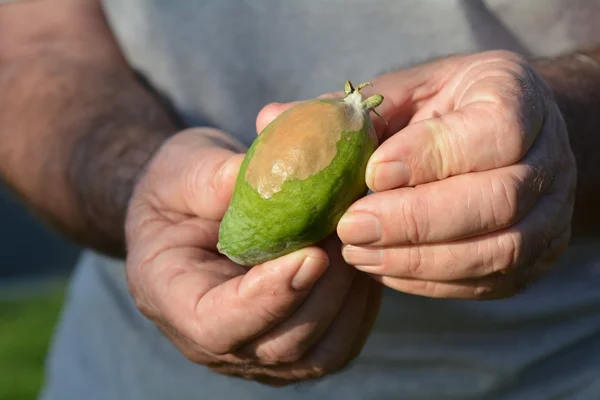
[532,48,600,239]
[0,53,183,258]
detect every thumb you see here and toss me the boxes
[147,128,245,220]
[172,246,330,355]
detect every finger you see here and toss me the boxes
[339,162,551,247]
[149,129,245,220]
[342,185,572,283]
[367,60,547,191]
[206,277,381,384]
[289,271,373,380]
[338,112,557,247]
[242,271,373,382]
[373,220,570,300]
[243,236,357,364]
[152,246,329,356]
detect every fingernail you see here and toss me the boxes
[215,157,238,188]
[342,245,383,266]
[338,212,382,245]
[368,161,411,191]
[292,256,328,291]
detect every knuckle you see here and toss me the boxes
[474,275,515,300]
[290,366,328,382]
[488,91,527,160]
[405,246,426,278]
[472,282,496,300]
[494,231,523,275]
[259,339,306,364]
[413,280,443,298]
[400,196,428,244]
[308,352,343,378]
[183,159,206,207]
[484,66,545,163]
[490,173,521,228]
[422,119,456,179]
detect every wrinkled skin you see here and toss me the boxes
[125,128,382,386]
[266,50,576,300]
[124,49,575,388]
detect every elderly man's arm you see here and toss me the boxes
[533,49,600,238]
[0,0,183,258]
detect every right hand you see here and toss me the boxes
[124,127,382,386]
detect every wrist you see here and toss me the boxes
[62,69,186,258]
[68,126,174,258]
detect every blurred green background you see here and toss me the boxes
[0,183,80,400]
[0,285,66,400]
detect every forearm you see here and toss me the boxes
[0,52,183,258]
[532,48,600,239]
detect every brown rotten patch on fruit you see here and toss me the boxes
[217,81,384,266]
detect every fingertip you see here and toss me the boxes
[365,132,414,190]
[256,102,295,134]
[291,254,329,291]
[241,247,329,297]
[289,247,330,289]
[214,153,244,199]
[260,246,329,279]
[365,160,412,192]
[365,161,378,192]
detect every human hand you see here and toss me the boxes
[330,50,576,299]
[124,128,382,386]
[256,51,576,300]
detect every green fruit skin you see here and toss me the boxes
[217,98,378,266]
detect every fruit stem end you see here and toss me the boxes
[344,80,388,125]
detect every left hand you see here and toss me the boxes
[260,50,577,300]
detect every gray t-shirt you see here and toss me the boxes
[40,1,600,399]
